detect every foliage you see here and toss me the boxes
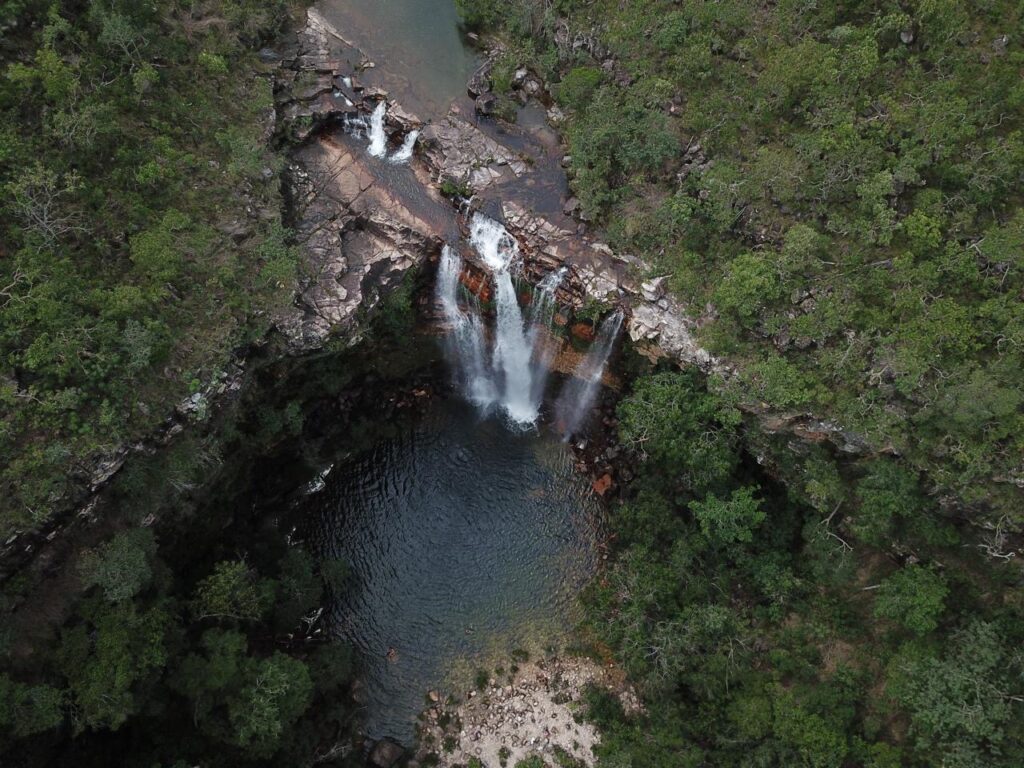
[889,621,1024,765]
[617,370,741,496]
[79,527,157,603]
[873,565,948,635]
[228,652,313,753]
[690,486,765,548]
[191,560,274,622]
[56,600,170,731]
[0,0,301,537]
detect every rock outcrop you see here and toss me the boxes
[274,9,726,373]
[415,657,639,768]
[278,135,447,351]
[418,109,530,191]
[273,11,451,352]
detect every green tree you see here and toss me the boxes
[690,486,765,548]
[773,691,849,768]
[228,653,313,753]
[713,252,783,323]
[889,622,1022,766]
[79,527,157,603]
[618,371,741,496]
[191,560,273,622]
[56,601,169,731]
[873,565,948,635]
[0,675,64,739]
[850,461,926,547]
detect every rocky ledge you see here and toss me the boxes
[413,656,639,768]
[268,8,886,468]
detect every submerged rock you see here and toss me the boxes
[370,738,405,768]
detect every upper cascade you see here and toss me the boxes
[469,214,519,272]
[367,101,388,158]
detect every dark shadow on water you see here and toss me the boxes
[302,397,604,743]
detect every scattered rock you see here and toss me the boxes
[415,657,640,768]
[475,92,498,116]
[467,60,493,97]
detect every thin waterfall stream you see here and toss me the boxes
[554,311,625,438]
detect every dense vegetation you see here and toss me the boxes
[457,1,1024,766]
[574,371,1024,767]
[0,2,375,765]
[0,0,303,536]
[0,280,433,765]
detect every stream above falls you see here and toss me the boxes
[317,0,477,119]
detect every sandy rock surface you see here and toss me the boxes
[415,657,639,768]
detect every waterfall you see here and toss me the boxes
[528,268,566,329]
[389,130,419,164]
[554,311,624,439]
[367,101,388,158]
[469,215,537,426]
[436,216,574,428]
[436,246,497,409]
[527,268,567,407]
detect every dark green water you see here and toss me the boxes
[306,398,603,743]
[318,0,477,118]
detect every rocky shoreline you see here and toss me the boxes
[410,655,640,768]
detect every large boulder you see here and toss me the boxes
[418,109,529,192]
[369,738,405,768]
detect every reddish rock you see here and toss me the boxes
[459,270,492,302]
[592,474,613,496]
[571,322,596,343]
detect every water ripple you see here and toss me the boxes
[305,398,603,743]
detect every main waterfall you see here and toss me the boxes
[436,215,567,428]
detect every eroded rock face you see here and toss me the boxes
[279,135,445,351]
[274,11,448,353]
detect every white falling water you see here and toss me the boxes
[367,101,388,158]
[529,268,567,329]
[436,246,497,409]
[527,267,567,407]
[389,130,419,164]
[469,215,538,426]
[436,218,596,430]
[554,311,624,438]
